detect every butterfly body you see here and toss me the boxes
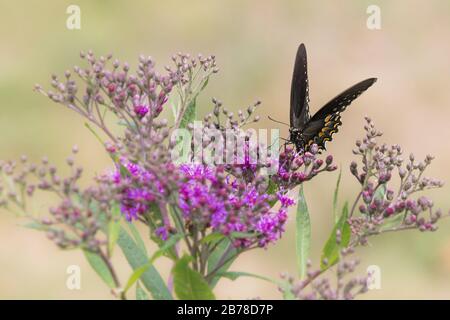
[288,127,306,151]
[289,43,377,152]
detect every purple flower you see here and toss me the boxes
[155,226,169,241]
[278,193,295,207]
[134,105,149,118]
[178,164,295,248]
[111,160,164,221]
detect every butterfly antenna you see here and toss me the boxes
[268,136,290,149]
[268,116,289,126]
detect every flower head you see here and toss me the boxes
[179,164,295,248]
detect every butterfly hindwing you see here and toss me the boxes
[302,114,342,149]
[290,43,310,129]
[303,78,377,149]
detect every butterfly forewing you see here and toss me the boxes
[303,78,377,149]
[290,43,310,129]
[310,78,377,121]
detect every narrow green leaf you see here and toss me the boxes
[218,271,274,283]
[207,239,237,288]
[84,122,105,146]
[125,222,147,256]
[200,77,209,91]
[122,233,184,294]
[267,180,278,207]
[320,202,351,270]
[173,255,215,300]
[170,102,178,121]
[118,163,129,177]
[169,204,184,234]
[333,168,342,223]
[179,98,197,129]
[230,231,257,239]
[379,213,404,231]
[123,263,151,293]
[374,183,387,201]
[108,221,121,257]
[219,271,295,300]
[136,282,149,300]
[200,232,225,244]
[83,250,116,289]
[23,221,50,231]
[116,120,137,131]
[296,185,311,279]
[117,227,172,300]
[84,123,132,175]
[150,233,184,263]
[108,206,122,257]
[207,239,228,274]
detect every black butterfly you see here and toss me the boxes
[289,43,377,152]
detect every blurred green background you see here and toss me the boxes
[1,0,450,299]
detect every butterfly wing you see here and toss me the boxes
[303,78,377,149]
[290,43,310,129]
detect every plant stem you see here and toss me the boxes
[98,249,126,300]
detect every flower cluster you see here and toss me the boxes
[207,98,261,131]
[35,52,176,136]
[178,164,294,248]
[348,117,446,245]
[111,160,166,221]
[0,147,113,253]
[273,145,337,190]
[281,248,368,300]
[0,147,82,210]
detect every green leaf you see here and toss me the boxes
[84,122,105,146]
[123,263,152,294]
[296,185,311,279]
[379,213,404,231]
[169,204,184,234]
[22,221,51,231]
[117,227,172,300]
[136,282,149,300]
[170,101,178,121]
[320,202,351,270]
[125,222,147,256]
[118,163,129,177]
[219,271,295,300]
[218,271,274,283]
[107,206,122,257]
[267,180,278,207]
[333,168,342,223]
[123,233,184,294]
[230,231,257,239]
[84,122,129,174]
[172,255,215,300]
[117,120,137,131]
[200,76,210,91]
[207,239,237,288]
[374,183,387,201]
[108,221,121,257]
[151,233,184,262]
[83,250,116,289]
[200,232,225,244]
[179,98,197,129]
